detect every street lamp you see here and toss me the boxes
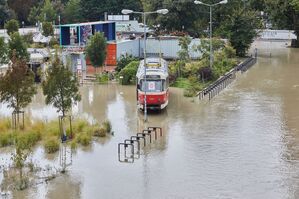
[121,8,169,122]
[194,0,228,68]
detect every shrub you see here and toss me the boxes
[4,19,19,35]
[102,120,111,133]
[16,131,41,150]
[70,139,77,149]
[74,120,89,133]
[198,66,213,81]
[93,127,106,137]
[44,138,60,153]
[116,54,138,72]
[0,118,11,131]
[119,61,139,85]
[171,78,190,89]
[31,121,45,134]
[26,131,42,146]
[44,121,60,137]
[42,22,54,37]
[49,37,59,48]
[76,133,91,146]
[96,73,109,84]
[0,132,14,147]
[30,43,46,48]
[223,44,236,58]
[23,33,34,45]
[183,76,203,97]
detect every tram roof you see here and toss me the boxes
[136,57,168,78]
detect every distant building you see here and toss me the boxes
[107,15,152,38]
[59,21,116,47]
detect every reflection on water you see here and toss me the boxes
[1,41,299,198]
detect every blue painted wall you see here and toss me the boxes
[60,22,116,47]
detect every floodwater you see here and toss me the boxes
[1,40,299,199]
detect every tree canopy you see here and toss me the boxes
[218,8,261,56]
[63,0,82,24]
[0,37,8,64]
[0,53,36,113]
[4,19,19,35]
[42,21,54,37]
[8,32,29,61]
[85,32,107,68]
[42,54,81,117]
[265,0,299,46]
[0,0,15,28]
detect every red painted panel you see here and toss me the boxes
[138,92,168,105]
[107,43,116,51]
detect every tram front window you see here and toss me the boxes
[140,80,164,92]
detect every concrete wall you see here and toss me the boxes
[117,39,140,58]
[116,37,202,60]
[258,30,297,40]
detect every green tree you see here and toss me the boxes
[178,36,192,61]
[28,6,41,25]
[0,53,36,118]
[80,0,116,21]
[195,38,225,59]
[0,0,15,28]
[219,9,261,56]
[0,37,8,64]
[265,0,299,47]
[40,0,56,22]
[291,0,299,11]
[116,54,138,72]
[144,0,206,36]
[80,0,142,21]
[63,0,82,23]
[42,54,81,117]
[176,36,192,77]
[4,19,19,35]
[42,21,54,37]
[7,0,38,24]
[8,32,29,61]
[11,133,33,190]
[85,32,107,68]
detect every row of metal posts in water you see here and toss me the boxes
[198,54,257,101]
[118,127,163,163]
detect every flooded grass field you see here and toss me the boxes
[1,41,299,198]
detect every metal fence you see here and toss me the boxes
[197,55,257,100]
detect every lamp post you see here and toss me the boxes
[194,0,228,68]
[122,8,168,122]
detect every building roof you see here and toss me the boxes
[59,21,115,27]
[136,57,168,79]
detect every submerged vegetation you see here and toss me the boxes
[0,117,112,189]
[0,118,112,152]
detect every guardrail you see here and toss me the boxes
[118,127,163,163]
[197,55,257,100]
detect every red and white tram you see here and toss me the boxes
[136,57,169,111]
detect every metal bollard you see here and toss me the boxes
[118,143,134,163]
[137,132,151,144]
[148,127,162,138]
[131,135,146,147]
[125,139,140,159]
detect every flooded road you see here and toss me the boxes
[1,41,299,198]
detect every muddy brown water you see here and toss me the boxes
[1,41,299,199]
